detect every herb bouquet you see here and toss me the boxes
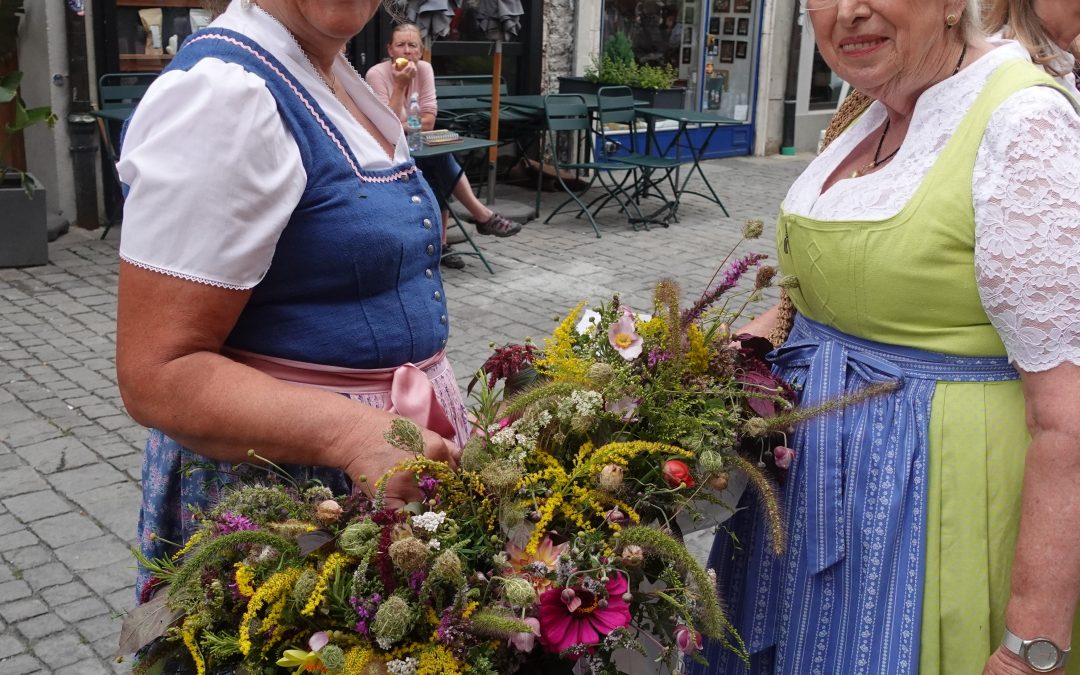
[123,225,813,675]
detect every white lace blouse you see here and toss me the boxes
[783,42,1080,373]
[117,0,409,290]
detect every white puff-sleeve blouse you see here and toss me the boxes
[782,41,1080,373]
[117,0,410,290]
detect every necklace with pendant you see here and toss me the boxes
[246,1,339,95]
[850,43,968,179]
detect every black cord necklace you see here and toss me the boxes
[851,43,968,179]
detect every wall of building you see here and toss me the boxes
[541,0,577,93]
[21,1,76,223]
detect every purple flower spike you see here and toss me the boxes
[217,512,256,534]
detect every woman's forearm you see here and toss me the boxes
[736,303,780,339]
[1004,429,1080,644]
[1005,365,1080,646]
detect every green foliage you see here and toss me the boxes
[583,55,677,90]
[0,0,57,196]
[601,32,635,67]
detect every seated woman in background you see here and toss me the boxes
[366,22,523,270]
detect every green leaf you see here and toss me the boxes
[7,102,55,133]
[0,71,20,103]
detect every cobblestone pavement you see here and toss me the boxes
[0,154,810,673]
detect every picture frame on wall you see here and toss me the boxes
[683,4,696,23]
[683,28,693,44]
[720,39,735,63]
[734,0,751,12]
[717,68,730,91]
[682,46,693,64]
[709,16,721,34]
[723,17,735,35]
[737,17,750,35]
[736,40,748,58]
[716,0,731,11]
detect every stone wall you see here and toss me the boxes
[541,0,576,93]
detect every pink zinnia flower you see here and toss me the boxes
[608,312,643,360]
[774,445,795,469]
[537,574,632,657]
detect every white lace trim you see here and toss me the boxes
[784,42,1080,372]
[121,254,253,291]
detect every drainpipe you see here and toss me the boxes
[780,2,802,156]
[65,2,100,229]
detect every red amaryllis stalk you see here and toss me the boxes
[537,574,632,657]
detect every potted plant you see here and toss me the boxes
[1,0,55,267]
[558,32,687,109]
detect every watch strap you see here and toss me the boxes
[1002,626,1071,672]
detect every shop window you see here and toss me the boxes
[808,45,843,110]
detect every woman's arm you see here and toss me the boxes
[736,303,780,339]
[116,262,456,506]
[984,363,1080,674]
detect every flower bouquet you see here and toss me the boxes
[122,225,819,675]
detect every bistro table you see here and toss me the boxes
[480,94,651,219]
[635,107,740,219]
[411,136,497,275]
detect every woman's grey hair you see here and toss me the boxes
[957,0,983,42]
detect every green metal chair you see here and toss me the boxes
[541,94,643,238]
[595,85,681,226]
[94,72,157,239]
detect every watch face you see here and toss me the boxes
[1026,640,1061,670]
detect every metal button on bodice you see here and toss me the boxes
[423,218,433,229]
[425,269,433,279]
[433,291,442,301]
[401,173,410,181]
[411,196,422,204]
[426,244,435,255]
[440,314,447,325]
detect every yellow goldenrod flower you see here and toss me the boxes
[181,616,206,675]
[239,568,301,656]
[301,552,348,617]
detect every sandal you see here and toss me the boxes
[475,212,523,238]
[441,246,466,269]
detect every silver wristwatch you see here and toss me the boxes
[1002,626,1071,672]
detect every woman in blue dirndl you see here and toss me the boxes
[115,0,471,603]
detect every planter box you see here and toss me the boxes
[0,174,48,268]
[558,76,687,109]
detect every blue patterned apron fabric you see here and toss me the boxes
[689,314,1018,674]
[132,30,457,601]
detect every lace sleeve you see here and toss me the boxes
[974,86,1080,372]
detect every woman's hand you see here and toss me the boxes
[983,645,1063,674]
[337,418,459,510]
[391,59,416,89]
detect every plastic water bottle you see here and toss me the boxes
[406,93,423,152]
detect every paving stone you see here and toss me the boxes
[0,597,48,623]
[20,562,73,592]
[76,612,121,643]
[54,534,129,571]
[0,530,39,553]
[45,463,127,497]
[53,596,110,623]
[3,491,72,523]
[80,562,135,597]
[0,467,49,499]
[0,633,25,659]
[0,653,45,674]
[0,514,23,536]
[4,544,51,571]
[29,512,104,549]
[70,482,140,540]
[0,579,32,603]
[15,611,68,640]
[39,580,92,607]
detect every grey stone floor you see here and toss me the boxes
[0,153,810,673]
